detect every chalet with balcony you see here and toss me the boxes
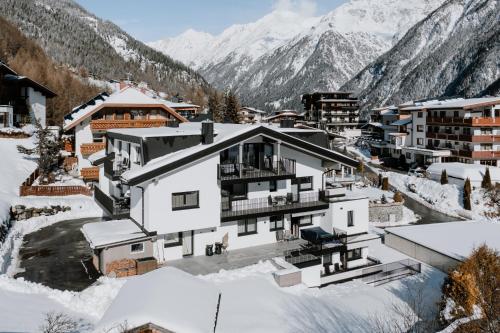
[0,61,56,128]
[239,106,267,124]
[302,91,363,137]
[84,122,378,284]
[62,86,188,181]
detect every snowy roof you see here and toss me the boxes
[163,100,200,109]
[108,126,203,139]
[365,122,383,128]
[263,112,300,121]
[427,163,500,182]
[385,221,500,261]
[391,118,412,126]
[319,99,358,103]
[120,123,358,185]
[81,219,149,249]
[87,149,106,164]
[63,86,187,131]
[96,267,220,333]
[400,97,500,111]
[241,106,267,114]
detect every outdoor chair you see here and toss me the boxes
[222,233,229,254]
[276,229,284,242]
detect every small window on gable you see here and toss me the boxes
[131,242,144,253]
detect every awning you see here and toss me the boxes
[300,227,335,244]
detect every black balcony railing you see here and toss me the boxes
[218,157,296,182]
[221,190,328,221]
[104,153,129,181]
[94,185,130,218]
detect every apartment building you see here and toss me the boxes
[302,91,363,136]
[62,86,188,181]
[83,122,378,284]
[364,97,500,167]
[239,106,266,124]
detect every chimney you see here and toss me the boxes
[280,119,295,128]
[201,120,214,144]
[119,81,129,90]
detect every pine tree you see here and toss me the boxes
[224,90,241,124]
[463,178,472,210]
[440,169,448,185]
[481,167,492,189]
[17,118,60,183]
[208,90,224,123]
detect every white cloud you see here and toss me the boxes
[273,0,317,17]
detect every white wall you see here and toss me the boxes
[322,197,369,235]
[142,154,221,234]
[27,88,46,127]
[75,120,93,170]
[280,145,324,189]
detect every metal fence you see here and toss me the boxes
[361,258,421,285]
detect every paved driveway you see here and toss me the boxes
[15,217,103,291]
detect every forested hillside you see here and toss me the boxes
[0,16,100,125]
[0,0,210,108]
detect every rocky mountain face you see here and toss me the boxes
[0,0,210,98]
[342,0,500,114]
[150,0,445,111]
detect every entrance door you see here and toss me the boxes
[182,231,193,256]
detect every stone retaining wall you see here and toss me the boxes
[369,202,403,223]
[11,205,71,221]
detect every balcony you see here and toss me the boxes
[80,167,99,181]
[457,150,500,159]
[426,116,500,126]
[80,142,106,157]
[218,158,296,183]
[221,191,329,222]
[90,119,168,131]
[104,153,129,180]
[471,135,500,143]
[94,185,129,218]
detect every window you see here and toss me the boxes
[299,215,313,226]
[347,210,354,227]
[132,146,141,165]
[172,191,199,210]
[417,138,424,145]
[293,176,313,191]
[164,233,182,248]
[417,125,424,132]
[406,152,411,159]
[347,248,362,261]
[238,219,257,236]
[454,111,459,118]
[417,112,423,118]
[269,180,277,192]
[130,242,144,253]
[270,215,284,231]
[231,183,248,200]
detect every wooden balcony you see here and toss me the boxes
[457,150,500,159]
[90,119,168,131]
[81,167,99,181]
[80,142,106,157]
[426,116,500,126]
[426,133,500,143]
[470,135,500,143]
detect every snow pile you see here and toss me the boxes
[0,125,35,136]
[388,172,498,222]
[0,275,123,332]
[0,138,37,224]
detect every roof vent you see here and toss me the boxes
[201,120,214,144]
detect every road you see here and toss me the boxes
[15,217,102,291]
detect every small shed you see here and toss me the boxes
[385,221,500,272]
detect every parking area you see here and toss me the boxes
[15,217,103,291]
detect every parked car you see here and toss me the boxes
[408,167,426,178]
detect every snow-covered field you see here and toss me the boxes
[388,172,498,223]
[0,138,37,224]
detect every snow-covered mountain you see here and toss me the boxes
[149,0,446,110]
[0,0,210,98]
[342,0,500,113]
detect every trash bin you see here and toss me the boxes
[205,244,214,256]
[215,242,222,255]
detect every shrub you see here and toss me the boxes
[440,169,448,185]
[393,191,404,202]
[382,177,389,191]
[481,167,492,189]
[463,178,472,210]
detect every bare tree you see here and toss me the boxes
[39,312,79,333]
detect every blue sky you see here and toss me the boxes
[74,0,347,41]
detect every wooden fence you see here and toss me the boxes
[20,167,92,196]
[20,185,92,197]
